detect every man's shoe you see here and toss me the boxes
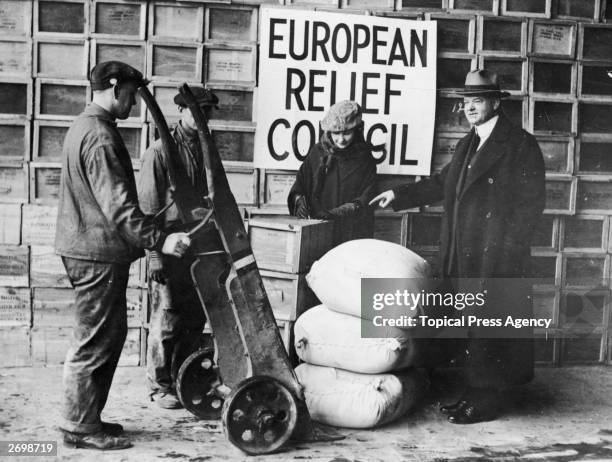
[439,399,467,415]
[151,391,182,409]
[63,431,132,450]
[101,422,123,436]
[447,399,500,424]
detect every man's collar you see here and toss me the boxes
[474,114,499,139]
[85,103,116,123]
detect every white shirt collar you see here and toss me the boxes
[474,115,499,148]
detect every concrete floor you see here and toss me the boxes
[1,366,611,462]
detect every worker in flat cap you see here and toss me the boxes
[288,100,378,246]
[56,61,193,450]
[370,69,545,424]
[137,87,218,409]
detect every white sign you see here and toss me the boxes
[255,8,437,175]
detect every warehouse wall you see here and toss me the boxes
[0,0,611,367]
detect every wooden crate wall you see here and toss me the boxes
[0,0,611,366]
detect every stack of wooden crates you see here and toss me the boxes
[247,216,334,362]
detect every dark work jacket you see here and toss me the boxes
[288,133,377,246]
[392,114,546,388]
[55,104,166,263]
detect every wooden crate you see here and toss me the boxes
[563,253,609,288]
[341,0,393,8]
[205,45,256,86]
[32,287,74,327]
[398,0,447,11]
[0,162,28,203]
[147,41,202,82]
[33,120,69,161]
[560,334,604,364]
[148,1,204,42]
[576,176,612,214]
[501,0,551,18]
[34,38,88,78]
[530,59,575,96]
[0,327,31,366]
[0,77,32,119]
[435,93,472,133]
[578,23,612,61]
[30,162,61,204]
[118,327,142,366]
[210,124,255,164]
[373,211,406,245]
[561,215,608,252]
[0,245,28,286]
[531,214,559,251]
[260,269,317,321]
[90,38,146,73]
[117,122,147,163]
[579,63,612,100]
[432,133,461,173]
[530,98,576,135]
[205,5,257,43]
[207,87,253,122]
[533,333,559,365]
[530,250,561,286]
[479,57,526,95]
[448,0,498,14]
[427,13,475,54]
[409,213,442,249]
[30,245,70,287]
[0,119,30,161]
[248,216,334,273]
[437,53,477,90]
[34,0,89,36]
[532,287,559,328]
[477,16,526,56]
[128,257,144,288]
[90,0,146,40]
[0,203,21,245]
[536,135,573,174]
[0,38,32,76]
[554,0,601,20]
[579,102,612,134]
[528,20,576,58]
[226,166,258,206]
[31,326,70,364]
[262,170,295,209]
[35,78,89,120]
[560,289,608,329]
[22,204,57,246]
[544,175,576,214]
[0,287,30,326]
[0,0,33,37]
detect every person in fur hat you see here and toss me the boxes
[288,100,378,246]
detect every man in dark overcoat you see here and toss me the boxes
[370,69,546,424]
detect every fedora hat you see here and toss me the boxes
[454,69,511,98]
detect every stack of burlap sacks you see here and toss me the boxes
[293,239,432,429]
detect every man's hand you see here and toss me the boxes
[148,254,166,284]
[161,232,192,258]
[294,195,310,218]
[369,190,396,208]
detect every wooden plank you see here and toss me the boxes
[91,0,145,39]
[400,0,446,9]
[0,38,31,76]
[534,333,558,364]
[148,42,202,81]
[34,38,88,78]
[536,136,573,173]
[0,120,29,161]
[148,2,203,42]
[248,216,334,273]
[30,245,70,287]
[33,120,69,160]
[35,0,88,36]
[501,0,551,18]
[0,163,28,203]
[544,175,576,214]
[32,287,74,327]
[531,59,575,95]
[580,24,612,61]
[211,127,254,163]
[0,203,21,245]
[207,6,256,42]
[0,245,28,286]
[226,166,257,205]
[0,79,31,118]
[31,326,70,364]
[529,21,576,58]
[263,170,295,208]
[36,79,89,120]
[30,163,61,203]
[373,212,405,245]
[0,287,30,326]
[478,17,526,56]
[0,0,32,37]
[206,47,256,84]
[342,0,393,7]
[260,269,317,321]
[531,99,575,135]
[0,327,31,366]
[209,88,253,122]
[449,0,498,13]
[22,204,57,246]
[128,257,143,288]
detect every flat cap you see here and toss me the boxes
[89,61,148,91]
[321,100,362,132]
[174,88,219,109]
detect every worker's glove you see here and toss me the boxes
[327,202,360,218]
[148,252,166,284]
[161,232,192,258]
[293,195,310,219]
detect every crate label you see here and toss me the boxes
[0,40,29,74]
[533,24,573,56]
[34,167,61,200]
[0,245,28,286]
[37,42,85,77]
[0,287,30,326]
[0,1,29,35]
[207,49,252,83]
[266,173,295,205]
[0,124,26,158]
[30,245,70,287]
[0,165,26,201]
[95,3,141,36]
[0,203,21,244]
[22,204,57,246]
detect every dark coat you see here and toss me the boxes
[288,132,377,246]
[393,114,546,388]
